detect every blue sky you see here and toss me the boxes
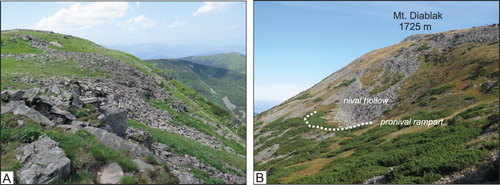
[1,2,245,48]
[254,1,499,113]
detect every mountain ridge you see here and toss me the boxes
[146,58,246,121]
[1,29,245,184]
[254,24,499,184]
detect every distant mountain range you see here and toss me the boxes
[105,43,245,59]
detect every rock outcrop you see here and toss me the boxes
[15,135,71,184]
[84,127,152,158]
[1,101,54,127]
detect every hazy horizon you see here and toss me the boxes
[1,2,245,53]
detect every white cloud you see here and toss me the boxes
[192,2,234,17]
[118,15,157,31]
[35,2,129,31]
[255,84,309,102]
[168,21,189,28]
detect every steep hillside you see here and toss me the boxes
[181,52,246,74]
[254,24,499,184]
[1,29,245,184]
[146,59,246,121]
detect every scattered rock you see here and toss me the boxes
[50,106,76,120]
[363,175,388,184]
[15,135,71,184]
[99,105,128,136]
[81,97,101,107]
[51,84,61,95]
[49,41,63,47]
[22,88,40,103]
[126,127,153,149]
[171,170,204,184]
[151,143,172,158]
[133,159,154,172]
[70,96,84,109]
[97,163,124,184]
[1,90,24,102]
[1,101,54,127]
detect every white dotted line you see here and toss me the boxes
[304,111,373,131]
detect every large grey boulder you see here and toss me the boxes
[1,101,54,127]
[97,163,124,184]
[99,105,128,136]
[84,127,152,158]
[15,135,71,184]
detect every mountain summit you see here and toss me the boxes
[255,24,499,184]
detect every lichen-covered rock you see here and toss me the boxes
[15,135,71,184]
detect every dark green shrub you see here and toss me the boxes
[313,98,323,102]
[417,43,431,51]
[483,141,499,150]
[425,83,455,95]
[18,128,41,143]
[458,103,488,119]
[295,93,310,100]
[334,79,356,88]
[118,158,139,172]
[464,95,476,100]
[448,116,463,125]
[120,176,136,184]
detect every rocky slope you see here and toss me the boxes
[1,29,245,184]
[146,58,246,121]
[254,24,499,184]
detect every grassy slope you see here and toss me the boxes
[1,29,245,183]
[146,59,246,120]
[255,31,499,183]
[181,52,246,74]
